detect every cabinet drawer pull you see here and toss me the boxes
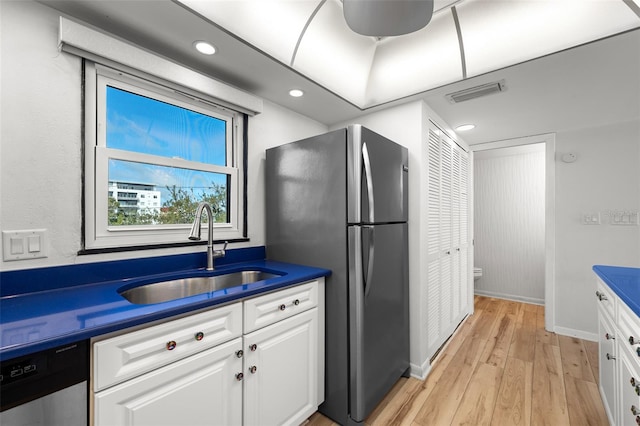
[236,350,243,358]
[606,353,616,361]
[249,344,257,352]
[637,347,640,358]
[249,365,257,374]
[293,299,300,306]
[279,304,286,311]
[235,372,244,381]
[166,340,177,351]
[606,333,615,340]
[595,291,608,301]
[195,332,204,341]
[630,336,640,346]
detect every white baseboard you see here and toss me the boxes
[409,358,430,381]
[474,289,544,305]
[553,326,598,342]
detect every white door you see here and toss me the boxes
[94,337,243,426]
[243,308,318,426]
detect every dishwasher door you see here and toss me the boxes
[0,340,88,426]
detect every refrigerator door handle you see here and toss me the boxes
[364,226,375,299]
[362,142,375,223]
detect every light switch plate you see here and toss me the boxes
[582,213,601,225]
[2,229,48,261]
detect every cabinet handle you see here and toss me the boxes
[249,344,257,352]
[637,347,640,358]
[446,250,451,255]
[595,291,608,301]
[166,340,177,351]
[279,304,286,311]
[606,333,615,340]
[293,299,300,306]
[195,332,204,341]
[236,350,243,358]
[636,416,640,426]
[632,405,640,416]
[630,336,640,346]
[235,373,244,381]
[249,365,257,374]
[606,353,616,361]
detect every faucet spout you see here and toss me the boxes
[188,202,219,270]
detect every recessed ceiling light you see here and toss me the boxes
[289,89,304,97]
[456,124,476,131]
[193,41,216,55]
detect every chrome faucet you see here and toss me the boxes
[188,202,227,270]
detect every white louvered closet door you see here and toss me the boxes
[458,152,470,315]
[425,120,472,361]
[426,126,442,356]
[451,137,461,321]
[440,135,453,335]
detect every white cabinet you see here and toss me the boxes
[94,337,243,426]
[425,120,472,359]
[92,279,324,426]
[243,308,318,426]
[596,277,640,426]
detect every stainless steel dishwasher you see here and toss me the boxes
[0,340,88,426]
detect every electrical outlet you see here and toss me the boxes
[2,229,48,261]
[610,210,640,226]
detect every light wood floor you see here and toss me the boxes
[307,295,608,426]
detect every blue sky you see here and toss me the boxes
[106,86,227,203]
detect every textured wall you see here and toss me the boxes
[474,144,546,303]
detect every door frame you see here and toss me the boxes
[470,133,556,332]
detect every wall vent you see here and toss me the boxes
[446,80,506,103]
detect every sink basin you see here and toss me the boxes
[120,270,281,305]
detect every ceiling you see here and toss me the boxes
[40,0,640,144]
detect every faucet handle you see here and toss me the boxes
[221,241,228,251]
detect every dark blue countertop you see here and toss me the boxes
[0,248,330,361]
[593,265,640,317]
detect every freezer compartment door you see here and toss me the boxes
[347,125,408,224]
[348,223,409,422]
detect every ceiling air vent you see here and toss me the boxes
[446,80,506,103]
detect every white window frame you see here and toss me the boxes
[84,62,245,250]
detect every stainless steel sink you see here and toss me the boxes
[119,270,281,305]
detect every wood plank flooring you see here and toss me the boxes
[306,295,607,426]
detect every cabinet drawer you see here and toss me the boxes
[93,302,242,391]
[619,299,640,369]
[596,278,616,322]
[244,281,318,333]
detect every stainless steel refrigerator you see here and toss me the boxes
[266,124,410,425]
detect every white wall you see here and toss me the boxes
[554,119,640,337]
[474,144,546,304]
[0,0,327,271]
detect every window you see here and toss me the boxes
[84,63,245,250]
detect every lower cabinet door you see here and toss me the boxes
[95,337,243,426]
[598,311,617,425]
[619,344,640,426]
[243,308,318,426]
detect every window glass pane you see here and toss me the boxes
[106,86,227,166]
[108,159,228,226]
